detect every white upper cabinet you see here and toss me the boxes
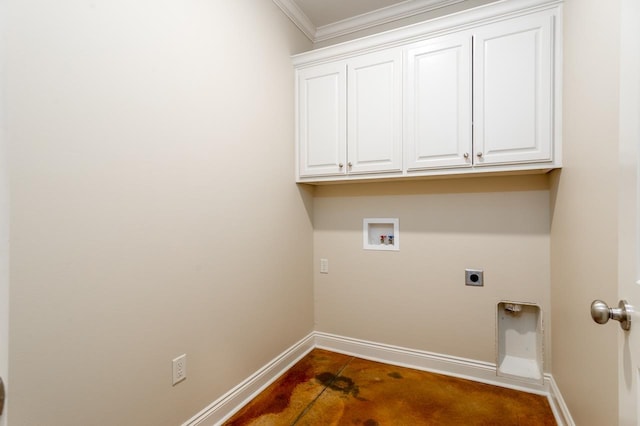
[405,34,472,171]
[297,50,402,179]
[297,62,346,177]
[473,12,554,166]
[347,50,402,175]
[293,0,562,183]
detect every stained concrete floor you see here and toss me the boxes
[224,348,556,425]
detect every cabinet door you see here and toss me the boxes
[473,12,554,166]
[297,62,347,177]
[347,50,402,174]
[405,34,472,170]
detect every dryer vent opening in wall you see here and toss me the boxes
[363,218,399,251]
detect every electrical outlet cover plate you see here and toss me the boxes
[320,258,329,274]
[172,354,187,385]
[465,269,484,286]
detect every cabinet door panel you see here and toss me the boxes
[405,35,472,170]
[347,50,402,174]
[474,13,553,165]
[298,63,346,177]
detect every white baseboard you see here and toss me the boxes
[314,332,547,394]
[547,374,576,426]
[182,333,315,426]
[315,332,574,426]
[184,331,574,426]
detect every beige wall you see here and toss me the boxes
[314,176,551,367]
[550,0,621,424]
[5,1,313,424]
[3,0,630,424]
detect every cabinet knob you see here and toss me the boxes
[476,152,483,158]
[348,162,353,167]
[463,152,469,159]
[339,163,344,168]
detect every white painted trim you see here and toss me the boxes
[314,0,464,42]
[272,0,465,43]
[184,331,574,426]
[292,0,562,67]
[314,332,549,395]
[547,375,576,426]
[181,333,315,426]
[271,0,316,42]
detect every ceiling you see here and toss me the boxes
[292,0,408,28]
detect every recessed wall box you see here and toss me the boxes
[496,301,543,384]
[363,218,399,251]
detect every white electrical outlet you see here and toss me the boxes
[172,354,187,385]
[320,258,329,274]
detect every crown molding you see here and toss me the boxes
[271,0,316,41]
[314,0,465,42]
[292,0,562,67]
[273,0,466,43]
